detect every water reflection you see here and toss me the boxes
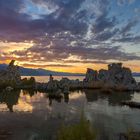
[64,93,69,103]
[22,89,37,97]
[0,89,135,112]
[0,89,37,112]
[47,94,63,106]
[41,92,69,107]
[84,89,133,106]
[0,89,20,112]
[0,89,140,140]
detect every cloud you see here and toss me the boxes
[0,0,88,42]
[22,63,74,68]
[113,36,140,44]
[0,0,140,67]
[134,8,140,14]
[111,18,140,44]
[120,19,139,36]
[94,28,119,41]
[10,38,140,62]
[117,0,135,6]
[92,16,116,34]
[63,60,109,64]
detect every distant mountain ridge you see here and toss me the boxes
[0,64,85,76]
[132,72,140,77]
[0,63,139,76]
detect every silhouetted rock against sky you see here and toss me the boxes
[85,68,98,82]
[0,60,21,88]
[84,63,137,90]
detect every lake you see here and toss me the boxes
[0,76,140,140]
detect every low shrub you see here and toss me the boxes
[57,113,96,140]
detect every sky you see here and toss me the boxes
[0,0,140,73]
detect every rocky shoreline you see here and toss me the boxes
[1,60,140,93]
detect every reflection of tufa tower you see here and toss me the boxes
[0,89,20,112]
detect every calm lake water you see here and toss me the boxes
[0,76,140,140]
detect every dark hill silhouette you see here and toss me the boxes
[0,64,84,76]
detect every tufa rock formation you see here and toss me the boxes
[84,68,98,82]
[0,60,21,88]
[84,63,136,90]
[36,63,138,92]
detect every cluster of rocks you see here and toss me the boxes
[0,60,21,89]
[21,77,36,89]
[84,63,137,91]
[36,77,82,94]
[36,63,139,93]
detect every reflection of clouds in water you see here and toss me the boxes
[0,104,9,112]
[14,98,33,112]
[22,90,87,121]
[85,95,140,140]
[1,88,140,140]
[20,92,31,102]
[69,91,85,100]
[13,91,33,112]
